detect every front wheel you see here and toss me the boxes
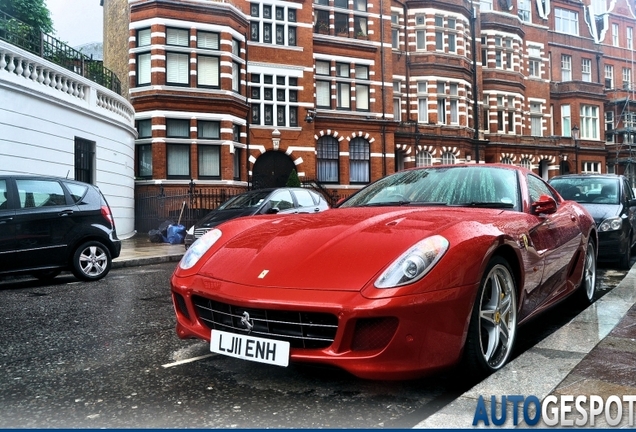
[578,239,597,304]
[71,241,112,281]
[463,256,518,377]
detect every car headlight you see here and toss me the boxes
[179,229,222,270]
[375,235,449,288]
[598,217,622,232]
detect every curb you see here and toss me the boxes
[112,254,184,269]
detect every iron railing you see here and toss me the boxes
[0,10,121,94]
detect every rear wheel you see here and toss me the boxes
[578,239,597,304]
[463,256,517,377]
[71,241,112,281]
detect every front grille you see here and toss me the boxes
[192,296,338,349]
[194,228,211,239]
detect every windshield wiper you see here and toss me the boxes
[453,201,515,208]
[358,201,448,207]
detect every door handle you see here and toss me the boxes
[0,216,13,224]
[58,210,74,217]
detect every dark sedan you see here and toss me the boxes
[549,174,636,269]
[184,187,329,248]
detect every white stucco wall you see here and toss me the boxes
[0,41,137,238]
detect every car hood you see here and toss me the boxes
[579,203,621,224]
[197,206,505,291]
[196,208,259,228]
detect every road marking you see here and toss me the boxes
[162,353,216,368]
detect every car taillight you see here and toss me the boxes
[101,205,115,228]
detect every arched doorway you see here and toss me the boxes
[252,151,296,189]
[539,159,550,180]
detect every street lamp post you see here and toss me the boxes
[572,125,580,173]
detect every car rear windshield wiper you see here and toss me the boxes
[453,201,515,208]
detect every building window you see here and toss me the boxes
[606,111,614,143]
[518,0,531,22]
[391,12,400,49]
[605,65,614,89]
[136,119,151,138]
[349,137,370,183]
[167,119,190,138]
[437,82,446,124]
[561,104,571,137]
[416,151,432,167]
[232,62,240,92]
[250,73,299,126]
[481,0,492,11]
[623,67,632,90]
[506,96,514,133]
[198,145,221,178]
[167,28,189,46]
[75,137,95,184]
[316,136,339,183]
[435,16,444,51]
[628,27,633,50]
[612,23,619,47]
[355,16,368,39]
[167,52,189,86]
[137,144,152,178]
[441,151,456,165]
[528,46,541,78]
[335,13,348,36]
[418,82,428,123]
[197,31,219,49]
[582,162,601,173]
[494,37,514,70]
[198,121,220,139]
[167,144,190,178]
[447,18,456,53]
[580,105,599,139]
[337,83,351,109]
[135,28,151,87]
[582,58,592,82]
[561,55,572,81]
[450,83,459,125]
[555,8,578,36]
[501,156,514,164]
[251,3,297,46]
[354,0,367,12]
[233,147,241,180]
[198,55,219,88]
[497,96,504,132]
[520,158,532,170]
[530,102,542,136]
[482,95,490,132]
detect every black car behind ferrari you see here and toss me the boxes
[184,187,329,248]
[549,174,636,269]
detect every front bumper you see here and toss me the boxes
[597,230,628,262]
[170,273,477,380]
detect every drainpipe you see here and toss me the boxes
[470,2,480,163]
[380,0,387,176]
[244,32,251,190]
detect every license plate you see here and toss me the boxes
[210,329,290,367]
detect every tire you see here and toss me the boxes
[578,239,597,304]
[32,269,62,281]
[463,256,518,377]
[71,241,112,281]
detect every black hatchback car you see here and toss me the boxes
[0,176,121,281]
[184,187,330,248]
[549,174,636,269]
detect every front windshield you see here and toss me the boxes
[218,190,271,210]
[340,166,520,210]
[550,177,620,204]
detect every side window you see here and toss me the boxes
[0,180,8,210]
[293,189,316,207]
[15,180,66,208]
[527,175,556,204]
[623,180,634,201]
[63,182,89,203]
[269,190,294,210]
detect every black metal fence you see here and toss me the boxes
[0,10,121,95]
[135,188,242,233]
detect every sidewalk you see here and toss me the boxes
[112,236,636,428]
[415,263,636,428]
[112,234,185,269]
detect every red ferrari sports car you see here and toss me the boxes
[170,164,597,379]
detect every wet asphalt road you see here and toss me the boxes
[0,261,630,428]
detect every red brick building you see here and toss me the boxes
[104,0,636,207]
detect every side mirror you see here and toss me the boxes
[266,207,280,214]
[532,194,558,215]
[628,198,636,207]
[335,197,347,207]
